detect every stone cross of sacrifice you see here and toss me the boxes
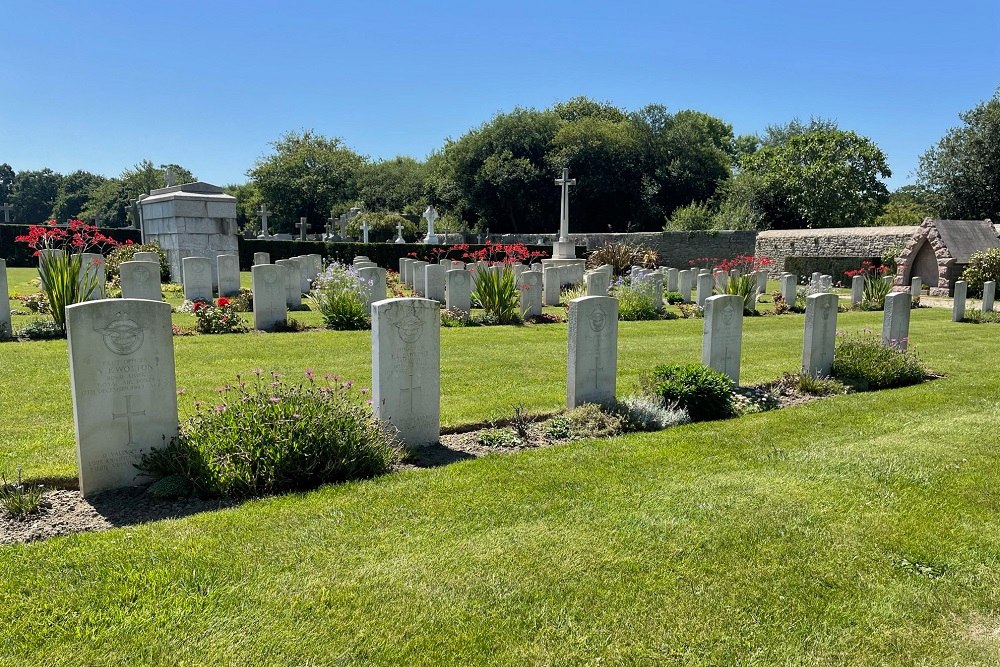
[555,167,575,242]
[395,220,405,244]
[424,205,439,244]
[258,205,271,237]
[296,217,309,240]
[0,202,12,223]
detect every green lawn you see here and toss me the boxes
[2,268,1000,665]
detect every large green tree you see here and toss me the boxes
[8,168,61,224]
[52,170,107,222]
[80,161,196,227]
[357,157,427,213]
[917,90,1000,221]
[248,130,366,235]
[737,127,891,228]
[0,163,15,205]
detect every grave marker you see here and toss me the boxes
[253,252,271,266]
[702,294,743,382]
[781,273,797,305]
[567,296,618,408]
[216,253,240,296]
[273,259,301,309]
[119,261,162,301]
[678,269,693,303]
[952,280,967,322]
[182,257,213,302]
[0,260,11,340]
[543,266,561,306]
[412,260,428,296]
[802,293,838,378]
[372,298,440,447]
[882,292,911,350]
[79,253,106,301]
[67,299,177,497]
[446,269,472,313]
[519,271,543,318]
[850,275,864,306]
[358,266,387,307]
[982,280,995,312]
[696,272,713,307]
[251,264,287,331]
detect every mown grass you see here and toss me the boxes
[2,268,999,665]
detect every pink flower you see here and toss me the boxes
[269,396,280,403]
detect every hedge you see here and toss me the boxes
[783,256,884,283]
[236,239,571,271]
[1,224,142,268]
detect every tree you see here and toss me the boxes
[0,163,14,204]
[52,170,107,222]
[357,157,427,212]
[248,130,366,235]
[9,169,61,224]
[224,183,261,235]
[917,90,1000,221]
[737,128,891,228]
[872,186,937,226]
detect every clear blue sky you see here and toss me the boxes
[2,0,997,191]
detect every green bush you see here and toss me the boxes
[585,242,659,276]
[830,334,930,391]
[565,403,624,439]
[105,241,171,282]
[192,298,249,334]
[665,201,715,231]
[16,319,64,340]
[961,248,1000,297]
[861,274,893,310]
[309,263,370,330]
[664,291,684,305]
[644,363,735,422]
[615,395,690,432]
[613,279,660,321]
[138,371,398,498]
[477,428,520,448]
[0,467,45,518]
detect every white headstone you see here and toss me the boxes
[567,296,618,408]
[982,280,995,312]
[251,264,287,331]
[952,280,967,322]
[66,299,178,497]
[412,260,428,296]
[371,298,440,447]
[304,254,323,278]
[702,294,743,382]
[802,293,838,378]
[543,266,561,306]
[519,271,543,318]
[288,257,311,293]
[423,206,439,244]
[253,252,271,266]
[696,272,713,307]
[850,274,864,306]
[646,273,664,311]
[400,258,414,287]
[133,251,160,265]
[273,259,301,309]
[585,270,609,296]
[446,269,472,313]
[781,273,797,305]
[358,266,387,308]
[119,261,162,301]
[882,292,912,350]
[182,257,213,302]
[678,269,693,303]
[666,267,679,292]
[756,269,769,295]
[216,253,240,297]
[0,260,11,340]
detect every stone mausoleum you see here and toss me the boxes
[139,182,238,287]
[894,218,1000,296]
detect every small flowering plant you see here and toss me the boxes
[192,297,249,334]
[845,261,893,310]
[14,219,120,333]
[138,370,398,498]
[309,262,371,330]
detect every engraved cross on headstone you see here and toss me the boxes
[399,369,421,411]
[113,395,146,446]
[554,167,576,241]
[296,217,309,241]
[258,204,271,237]
[0,202,13,223]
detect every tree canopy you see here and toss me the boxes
[917,89,1000,222]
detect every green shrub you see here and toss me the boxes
[543,416,573,440]
[16,318,64,341]
[565,403,624,439]
[192,298,249,334]
[830,334,930,391]
[472,266,520,325]
[309,263,370,330]
[664,291,684,305]
[962,310,1000,324]
[14,292,50,314]
[0,467,45,518]
[861,274,893,310]
[961,248,1000,297]
[665,201,715,231]
[615,395,690,432]
[613,279,660,321]
[138,371,398,498]
[477,428,520,448]
[585,242,659,276]
[720,273,759,314]
[644,363,735,422]
[106,241,171,282]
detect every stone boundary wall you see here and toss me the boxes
[754,226,917,276]
[497,231,758,268]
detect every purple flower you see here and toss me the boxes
[269,396,280,403]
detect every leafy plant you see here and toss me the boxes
[565,403,624,439]
[0,467,46,519]
[586,241,659,276]
[441,307,474,327]
[15,319,65,340]
[830,334,930,391]
[615,395,690,432]
[477,428,520,448]
[720,273,758,314]
[643,363,735,422]
[105,241,171,282]
[543,416,573,440]
[138,370,398,498]
[962,309,1000,324]
[613,278,660,321]
[961,248,1000,297]
[310,262,371,330]
[14,292,50,314]
[772,372,849,396]
[664,291,684,305]
[193,298,249,334]
[472,266,520,325]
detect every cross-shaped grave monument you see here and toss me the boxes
[0,202,12,223]
[296,217,310,241]
[258,204,271,238]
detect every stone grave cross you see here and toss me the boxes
[326,212,336,239]
[362,220,369,244]
[1,202,13,223]
[296,217,310,241]
[258,205,271,237]
[424,205,439,244]
[394,219,405,244]
[554,167,576,242]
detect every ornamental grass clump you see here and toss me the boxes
[473,267,521,325]
[830,334,930,391]
[310,262,371,330]
[643,363,735,422]
[139,370,399,498]
[0,467,46,519]
[846,261,893,310]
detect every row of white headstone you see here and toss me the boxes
[952,280,997,321]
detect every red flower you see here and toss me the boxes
[216,297,230,307]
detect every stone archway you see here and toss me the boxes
[910,240,940,287]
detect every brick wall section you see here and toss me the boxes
[754,226,917,276]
